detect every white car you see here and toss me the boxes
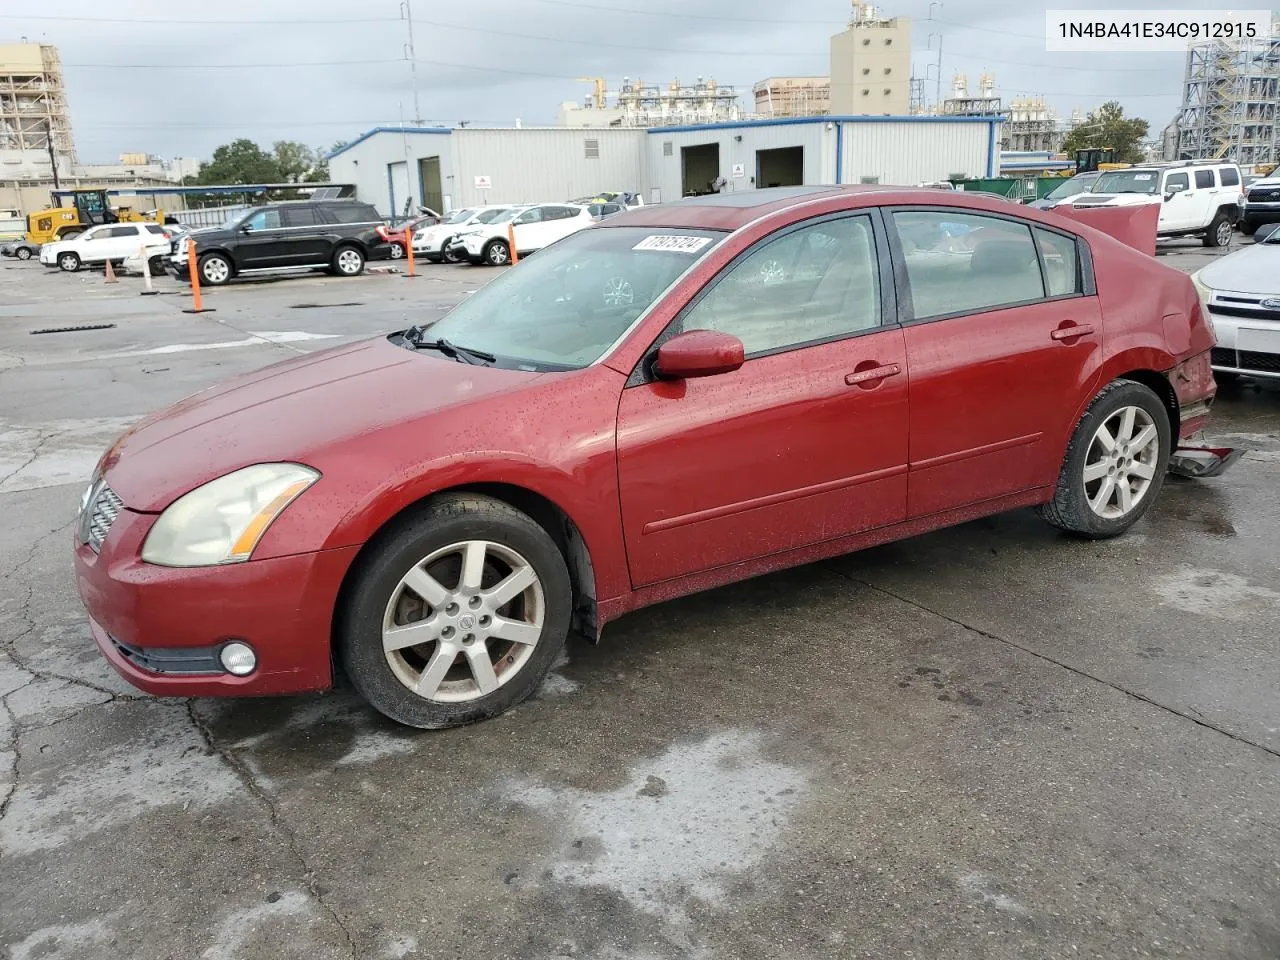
[1065,160,1243,247]
[122,226,189,276]
[412,206,516,263]
[1193,230,1280,382]
[455,203,594,266]
[40,222,173,272]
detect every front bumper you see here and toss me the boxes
[1207,307,1280,380]
[1243,201,1280,227]
[74,504,359,697]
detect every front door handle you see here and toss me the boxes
[1051,322,1095,342]
[845,362,902,387]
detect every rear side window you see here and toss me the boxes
[1220,167,1240,186]
[1033,228,1081,298]
[1165,172,1190,194]
[144,224,167,235]
[323,203,379,224]
[893,211,1045,319]
[1194,169,1215,189]
[282,206,320,227]
[106,225,140,237]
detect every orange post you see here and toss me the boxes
[182,239,214,314]
[403,224,417,278]
[507,223,519,265]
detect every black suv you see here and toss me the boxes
[168,200,392,285]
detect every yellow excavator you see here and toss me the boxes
[24,189,173,245]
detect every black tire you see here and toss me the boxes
[332,244,365,277]
[198,252,232,286]
[337,494,573,729]
[1038,380,1172,539]
[389,243,405,260]
[57,251,80,272]
[1203,212,1234,248]
[15,246,31,261]
[442,240,463,264]
[148,256,165,277]
[1239,220,1257,236]
[484,239,511,266]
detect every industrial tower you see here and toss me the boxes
[1176,23,1280,165]
[0,44,76,165]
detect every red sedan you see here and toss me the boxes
[75,186,1224,729]
[376,211,443,259]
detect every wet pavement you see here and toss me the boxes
[1,243,1278,959]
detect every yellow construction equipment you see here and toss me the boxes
[24,189,170,246]
[575,76,608,109]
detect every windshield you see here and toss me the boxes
[444,208,475,224]
[477,207,519,224]
[416,226,727,370]
[1046,176,1096,200]
[225,208,257,228]
[1094,171,1160,195]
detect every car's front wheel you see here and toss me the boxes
[58,251,80,272]
[15,246,31,261]
[199,252,232,286]
[484,239,511,266]
[1038,380,1171,539]
[442,240,462,264]
[338,494,573,729]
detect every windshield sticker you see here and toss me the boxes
[1133,173,1154,180]
[633,235,712,253]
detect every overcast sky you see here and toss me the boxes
[3,0,1203,163]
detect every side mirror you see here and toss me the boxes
[1164,192,1176,202]
[654,329,745,380]
[240,224,252,234]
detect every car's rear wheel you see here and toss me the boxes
[16,246,31,260]
[484,239,511,266]
[333,244,365,277]
[58,251,80,272]
[148,255,165,277]
[1038,380,1171,539]
[338,494,573,729]
[198,252,232,285]
[1204,212,1234,247]
[389,243,405,260]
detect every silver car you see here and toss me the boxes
[1194,230,1280,381]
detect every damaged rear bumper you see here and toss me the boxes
[1168,445,1244,479]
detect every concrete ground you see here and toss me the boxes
[1,239,1278,960]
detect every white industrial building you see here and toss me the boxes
[327,117,999,217]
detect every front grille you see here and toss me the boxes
[110,636,223,675]
[1249,189,1280,202]
[1211,347,1235,367]
[85,484,123,552]
[1240,350,1280,373]
[1208,303,1280,323]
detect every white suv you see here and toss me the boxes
[41,222,173,272]
[412,205,516,263]
[455,203,594,266]
[1067,160,1243,247]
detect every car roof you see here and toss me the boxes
[602,185,890,230]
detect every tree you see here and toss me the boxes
[195,138,282,185]
[1060,101,1150,164]
[272,140,320,182]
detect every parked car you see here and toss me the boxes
[39,222,174,272]
[1193,228,1280,382]
[122,225,189,276]
[378,210,444,259]
[1237,175,1280,235]
[587,202,625,221]
[413,206,516,263]
[1027,172,1100,210]
[1068,160,1243,247]
[1,240,40,260]
[73,185,1230,730]
[167,199,392,286]
[454,202,593,265]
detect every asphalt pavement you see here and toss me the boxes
[1,240,1278,960]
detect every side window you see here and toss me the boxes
[680,216,882,356]
[282,206,320,228]
[1165,172,1190,194]
[1033,228,1081,298]
[245,209,282,231]
[893,211,1045,319]
[1220,167,1240,187]
[144,224,167,235]
[1194,169,1215,189]
[107,225,140,238]
[515,208,544,224]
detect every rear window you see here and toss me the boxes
[144,224,168,235]
[1220,167,1240,186]
[1194,169,1215,189]
[282,206,320,228]
[323,203,380,224]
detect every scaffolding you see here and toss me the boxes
[616,76,743,127]
[1176,24,1280,166]
[1007,97,1062,153]
[752,77,831,118]
[0,44,76,164]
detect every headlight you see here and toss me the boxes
[1191,270,1216,338]
[141,463,319,567]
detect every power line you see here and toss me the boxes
[0,13,400,24]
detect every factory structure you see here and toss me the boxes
[1171,23,1280,166]
[0,43,76,176]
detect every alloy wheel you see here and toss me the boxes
[1082,405,1160,519]
[390,243,405,259]
[337,249,363,274]
[487,242,510,265]
[1216,219,1233,247]
[382,540,545,703]
[202,257,230,284]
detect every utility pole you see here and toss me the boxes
[401,0,423,125]
[43,120,60,189]
[928,2,944,110]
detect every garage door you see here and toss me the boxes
[388,161,412,218]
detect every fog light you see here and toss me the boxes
[219,641,257,676]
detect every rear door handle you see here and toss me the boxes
[845,363,902,387]
[1051,323,1095,341]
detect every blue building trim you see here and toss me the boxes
[646,114,1001,135]
[835,121,844,184]
[329,125,453,160]
[987,120,998,177]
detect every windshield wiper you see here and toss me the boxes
[403,328,495,365]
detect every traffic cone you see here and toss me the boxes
[104,259,118,284]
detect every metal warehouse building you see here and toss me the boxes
[328,117,1000,216]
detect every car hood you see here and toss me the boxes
[1199,242,1280,294]
[101,336,543,511]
